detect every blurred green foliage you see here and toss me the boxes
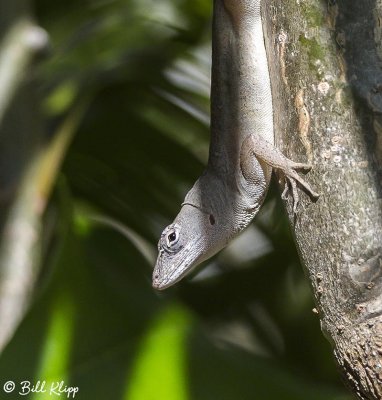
[0,0,352,399]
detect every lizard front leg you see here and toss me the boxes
[240,134,320,212]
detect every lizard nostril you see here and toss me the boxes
[154,274,159,280]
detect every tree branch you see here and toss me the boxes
[264,1,382,398]
[0,101,87,352]
[0,1,87,351]
[0,19,47,126]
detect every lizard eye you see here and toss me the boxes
[160,224,182,253]
[166,229,179,247]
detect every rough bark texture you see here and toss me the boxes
[263,1,382,399]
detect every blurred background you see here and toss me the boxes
[0,0,352,399]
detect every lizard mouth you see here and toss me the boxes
[152,238,203,290]
[152,273,184,290]
[152,259,192,290]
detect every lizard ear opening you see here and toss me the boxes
[209,214,216,225]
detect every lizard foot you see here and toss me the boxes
[279,167,319,213]
[274,157,319,212]
[243,134,320,212]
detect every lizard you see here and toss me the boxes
[152,0,319,290]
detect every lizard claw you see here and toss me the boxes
[281,176,301,213]
[281,179,289,201]
[279,166,319,213]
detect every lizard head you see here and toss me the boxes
[152,204,219,290]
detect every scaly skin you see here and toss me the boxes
[152,0,318,290]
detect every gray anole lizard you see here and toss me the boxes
[153,0,319,290]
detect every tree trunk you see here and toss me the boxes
[263,1,382,398]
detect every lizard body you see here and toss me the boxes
[153,0,319,290]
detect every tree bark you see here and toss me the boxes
[263,1,382,398]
